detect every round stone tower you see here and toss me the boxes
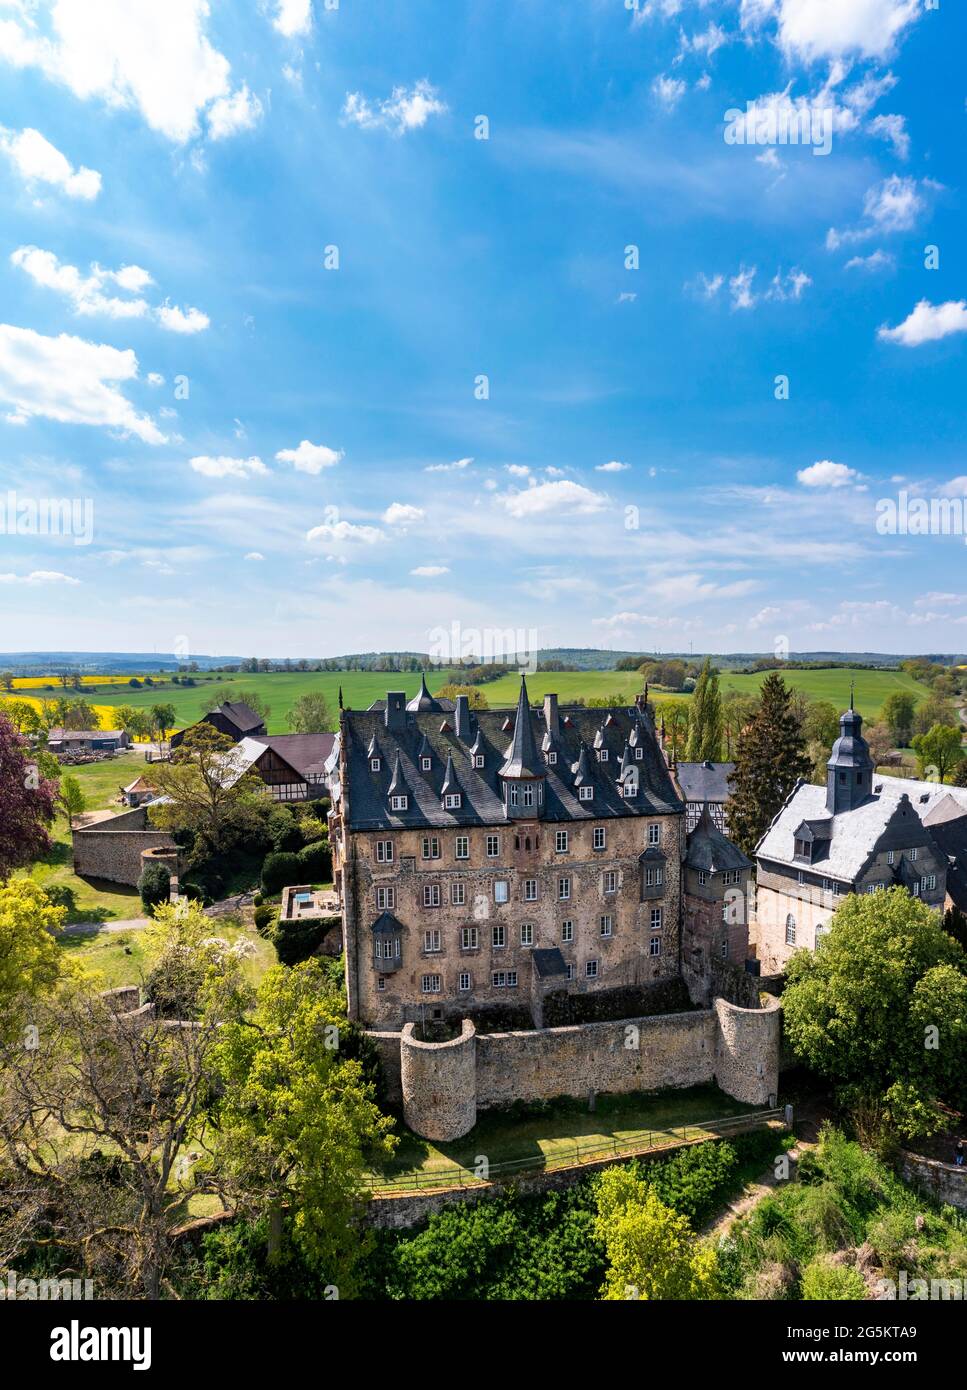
[401,1019,477,1140]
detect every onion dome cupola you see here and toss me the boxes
[826,686,875,814]
[498,674,546,819]
[406,673,444,713]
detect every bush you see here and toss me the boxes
[297,840,332,882]
[138,861,170,910]
[261,851,303,896]
[800,1254,866,1300]
[254,903,277,937]
[272,914,339,966]
[645,1140,739,1227]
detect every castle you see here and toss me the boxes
[327,676,779,1139]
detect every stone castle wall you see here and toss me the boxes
[72,806,178,887]
[900,1152,967,1212]
[382,993,781,1140]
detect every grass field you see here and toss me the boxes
[371,1084,757,1187]
[1,663,927,733]
[59,916,276,991]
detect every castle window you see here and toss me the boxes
[643,865,663,888]
[492,924,506,948]
[547,751,557,765]
[522,785,535,808]
[721,940,729,960]
[623,781,636,799]
[423,884,441,908]
[723,869,740,886]
[603,870,618,895]
[555,829,569,853]
[486,834,500,857]
[910,847,918,862]
[421,757,432,771]
[375,839,394,863]
[651,907,663,932]
[578,785,594,802]
[925,874,936,891]
[523,879,538,902]
[370,757,381,772]
[647,824,660,847]
[494,880,508,903]
[650,937,661,957]
[421,974,441,994]
[474,754,485,769]
[520,923,533,947]
[586,960,598,978]
[424,929,441,953]
[492,971,518,988]
[451,882,466,906]
[888,850,895,865]
[377,977,386,991]
[797,871,805,886]
[562,920,573,943]
[461,927,478,950]
[510,785,519,807]
[375,938,400,961]
[390,794,408,811]
[635,747,643,760]
[558,876,571,901]
[458,972,471,992]
[566,963,575,980]
[422,836,440,860]
[593,827,606,851]
[600,915,613,938]
[444,793,462,809]
[785,914,796,945]
[697,870,708,886]
[822,878,831,893]
[455,835,469,860]
[376,886,395,910]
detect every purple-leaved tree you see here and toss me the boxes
[0,712,58,882]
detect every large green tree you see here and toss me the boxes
[289,692,332,733]
[725,673,811,858]
[783,888,967,1141]
[0,880,67,1043]
[685,658,722,762]
[911,724,963,783]
[0,714,58,881]
[881,691,916,746]
[593,1165,719,1301]
[147,724,265,856]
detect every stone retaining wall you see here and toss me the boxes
[72,806,178,887]
[901,1151,967,1211]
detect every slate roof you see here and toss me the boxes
[498,675,545,779]
[222,733,334,786]
[685,804,751,873]
[757,775,967,883]
[213,701,265,734]
[922,794,967,909]
[676,760,735,804]
[340,688,683,832]
[533,947,568,979]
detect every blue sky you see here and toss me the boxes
[0,0,965,659]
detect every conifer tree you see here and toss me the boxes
[686,657,722,762]
[726,672,811,857]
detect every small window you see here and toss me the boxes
[586,959,598,978]
[486,834,500,858]
[785,914,796,946]
[593,826,606,851]
[547,750,557,765]
[910,847,919,862]
[623,780,636,799]
[603,870,618,895]
[492,924,506,948]
[421,836,440,860]
[473,754,485,769]
[887,850,895,865]
[797,870,805,886]
[375,886,395,910]
[507,971,518,988]
[421,973,441,994]
[697,870,708,886]
[600,915,613,938]
[555,829,569,853]
[421,756,432,772]
[461,926,478,949]
[647,824,660,847]
[390,794,408,811]
[423,884,441,908]
[566,963,575,980]
[424,929,441,953]
[522,785,534,808]
[650,907,662,932]
[635,747,643,760]
[455,835,469,860]
[494,880,509,903]
[650,936,661,957]
[597,749,609,763]
[375,839,394,863]
[562,919,573,943]
[520,923,533,947]
[444,793,462,809]
[558,876,571,901]
[644,865,663,888]
[458,972,471,992]
[523,879,538,902]
[720,939,729,960]
[492,971,505,988]
[578,785,594,802]
[723,869,740,886]
[377,976,386,991]
[370,757,381,772]
[451,882,466,906]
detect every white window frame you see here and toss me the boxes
[523,878,538,902]
[562,919,573,943]
[650,907,663,932]
[421,973,441,994]
[586,959,598,979]
[555,829,569,853]
[649,936,661,957]
[376,886,395,910]
[494,879,509,904]
[600,914,613,938]
[423,883,441,908]
[390,794,407,811]
[492,924,506,949]
[486,834,500,858]
[455,835,469,860]
[461,926,478,950]
[603,870,618,895]
[424,928,441,953]
[593,826,606,851]
[578,785,594,802]
[375,839,394,864]
[520,922,534,947]
[451,881,466,907]
[647,823,660,847]
[458,971,471,992]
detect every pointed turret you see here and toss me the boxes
[441,751,458,797]
[826,696,874,814]
[387,749,408,798]
[498,675,546,818]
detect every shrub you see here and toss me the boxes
[261,851,302,896]
[272,914,339,966]
[254,903,277,938]
[800,1254,866,1300]
[138,861,171,910]
[646,1140,739,1228]
[297,840,331,883]
[298,814,327,845]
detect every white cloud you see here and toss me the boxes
[827,175,926,248]
[729,265,757,310]
[844,249,894,272]
[0,323,164,442]
[652,74,687,111]
[208,84,262,140]
[190,454,267,479]
[411,565,449,577]
[868,112,909,159]
[0,125,100,198]
[425,456,472,473]
[938,478,967,499]
[156,302,209,334]
[765,267,811,301]
[0,0,259,145]
[305,519,385,544]
[498,479,608,519]
[244,551,264,561]
[342,80,446,135]
[505,464,531,478]
[774,0,921,63]
[878,300,967,348]
[596,460,630,473]
[797,459,858,488]
[748,605,782,629]
[275,439,343,473]
[383,502,424,526]
[592,611,682,631]
[0,569,80,585]
[273,0,312,38]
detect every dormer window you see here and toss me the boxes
[578,785,594,802]
[597,749,609,763]
[622,780,636,799]
[370,757,381,772]
[421,757,432,772]
[794,837,810,860]
[473,754,485,768]
[444,792,462,809]
[389,794,408,811]
[547,751,557,765]
[635,747,643,760]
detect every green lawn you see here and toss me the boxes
[371,1084,759,1188]
[59,916,277,991]
[717,666,928,720]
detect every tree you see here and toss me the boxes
[593,1166,719,1300]
[149,703,177,742]
[912,694,957,738]
[435,684,489,709]
[1,698,42,735]
[720,691,758,759]
[881,691,916,747]
[146,725,265,856]
[783,888,967,1141]
[289,692,332,733]
[725,673,811,859]
[55,698,100,730]
[0,713,58,881]
[58,774,86,828]
[214,960,396,1292]
[953,758,967,788]
[685,658,722,762]
[137,861,171,913]
[802,699,840,749]
[911,724,963,783]
[658,701,689,763]
[0,880,66,1043]
[864,721,895,769]
[0,672,13,692]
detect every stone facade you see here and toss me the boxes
[71,806,179,887]
[683,862,750,973]
[382,993,781,1140]
[900,1152,967,1212]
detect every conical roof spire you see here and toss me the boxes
[387,749,408,797]
[441,751,458,796]
[406,672,443,713]
[498,674,545,779]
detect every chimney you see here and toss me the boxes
[543,693,560,738]
[455,693,471,739]
[384,691,406,732]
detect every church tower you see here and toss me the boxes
[826,687,874,814]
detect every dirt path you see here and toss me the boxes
[702,1145,803,1241]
